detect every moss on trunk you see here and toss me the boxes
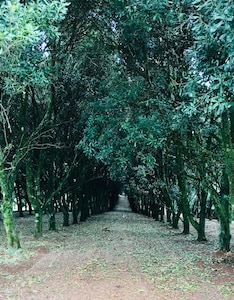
[0,167,21,248]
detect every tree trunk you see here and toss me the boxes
[166,208,172,223]
[0,167,20,248]
[218,112,233,251]
[160,204,164,222]
[183,214,190,234]
[15,181,24,217]
[151,197,159,221]
[197,187,207,242]
[62,198,70,227]
[172,211,180,229]
[223,111,234,210]
[72,194,79,224]
[80,193,89,222]
[176,147,190,234]
[219,169,231,251]
[219,215,231,252]
[26,162,43,238]
[47,198,56,231]
[34,210,43,238]
[49,213,56,230]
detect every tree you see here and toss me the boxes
[184,0,234,251]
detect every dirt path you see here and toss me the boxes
[0,196,234,300]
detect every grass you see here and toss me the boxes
[0,247,35,265]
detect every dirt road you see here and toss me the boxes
[0,196,233,299]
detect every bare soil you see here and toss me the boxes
[0,196,234,300]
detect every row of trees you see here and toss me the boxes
[0,0,233,251]
[0,0,120,247]
[79,0,234,251]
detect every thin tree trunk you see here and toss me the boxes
[62,195,70,226]
[219,169,231,251]
[160,203,164,222]
[72,193,79,224]
[26,162,43,238]
[176,146,190,234]
[0,165,20,248]
[219,113,232,251]
[49,213,56,230]
[15,180,24,217]
[197,187,207,242]
[172,211,180,229]
[219,215,231,252]
[80,193,89,222]
[34,211,43,238]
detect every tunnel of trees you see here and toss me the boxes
[0,0,233,252]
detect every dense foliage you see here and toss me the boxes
[0,0,233,252]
